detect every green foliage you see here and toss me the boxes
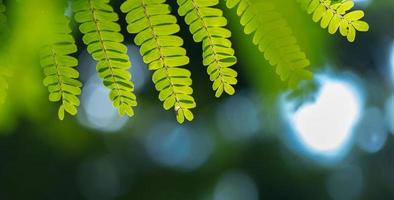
[73,0,137,117]
[225,0,313,88]
[177,0,238,97]
[297,0,369,42]
[0,0,9,105]
[39,16,82,120]
[0,68,10,105]
[0,1,6,29]
[0,0,369,123]
[121,0,196,123]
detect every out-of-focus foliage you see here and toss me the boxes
[0,67,10,105]
[0,0,67,130]
[225,0,313,88]
[0,0,8,105]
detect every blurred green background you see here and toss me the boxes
[1,0,394,199]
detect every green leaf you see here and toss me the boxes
[58,105,65,121]
[178,0,238,97]
[227,0,313,88]
[40,16,82,120]
[73,0,138,117]
[122,0,196,123]
[298,0,369,42]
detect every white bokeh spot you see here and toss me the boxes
[281,74,364,160]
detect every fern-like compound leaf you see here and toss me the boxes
[177,0,238,97]
[40,16,82,120]
[297,0,369,42]
[121,0,196,123]
[73,0,137,117]
[226,0,313,88]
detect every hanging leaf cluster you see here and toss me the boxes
[0,0,370,123]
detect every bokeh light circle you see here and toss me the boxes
[213,171,259,200]
[280,73,364,163]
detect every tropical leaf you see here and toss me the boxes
[73,0,137,117]
[177,0,238,97]
[225,0,313,88]
[297,0,369,42]
[40,16,82,120]
[121,0,196,123]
